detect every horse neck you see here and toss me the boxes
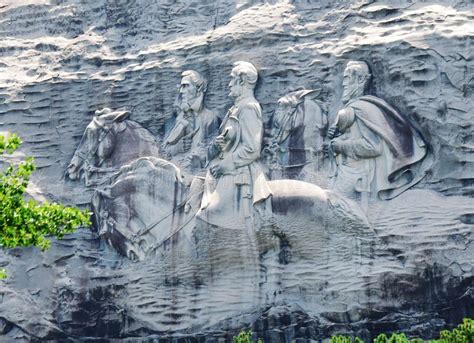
[117,122,159,161]
[105,122,139,166]
[275,109,302,146]
[133,171,189,230]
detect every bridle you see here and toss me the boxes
[73,121,115,170]
[273,105,300,143]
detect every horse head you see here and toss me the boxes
[271,88,321,144]
[67,108,130,182]
[91,157,189,261]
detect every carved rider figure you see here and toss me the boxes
[197,61,272,229]
[326,60,427,204]
[163,70,220,172]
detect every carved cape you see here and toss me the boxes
[336,95,427,200]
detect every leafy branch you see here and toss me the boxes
[0,134,90,277]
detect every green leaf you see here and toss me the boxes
[0,134,91,268]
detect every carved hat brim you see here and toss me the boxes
[94,108,130,126]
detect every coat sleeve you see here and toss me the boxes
[337,118,382,159]
[231,103,263,169]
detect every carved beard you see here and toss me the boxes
[342,85,363,104]
[180,97,192,112]
[179,93,203,113]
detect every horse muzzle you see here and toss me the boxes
[66,162,82,180]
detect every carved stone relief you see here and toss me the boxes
[163,70,220,174]
[265,88,329,185]
[74,60,431,261]
[1,2,472,339]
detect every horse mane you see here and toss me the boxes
[125,120,159,144]
[299,95,326,119]
[112,157,183,184]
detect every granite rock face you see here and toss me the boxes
[0,0,473,342]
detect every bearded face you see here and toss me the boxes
[179,75,199,111]
[342,66,369,104]
[342,68,358,104]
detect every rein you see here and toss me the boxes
[74,123,114,169]
[151,210,196,252]
[129,183,201,252]
[132,194,190,241]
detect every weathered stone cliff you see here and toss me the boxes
[0,0,472,342]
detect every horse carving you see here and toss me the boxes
[91,157,190,261]
[67,108,161,186]
[91,157,370,261]
[265,88,328,180]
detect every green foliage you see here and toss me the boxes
[233,330,263,343]
[373,332,410,343]
[0,134,90,277]
[437,318,474,343]
[330,335,364,343]
[235,321,474,343]
[0,133,21,154]
[330,318,474,343]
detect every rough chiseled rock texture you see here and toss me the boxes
[0,0,473,342]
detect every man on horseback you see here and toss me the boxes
[325,60,428,207]
[197,61,272,229]
[163,70,220,172]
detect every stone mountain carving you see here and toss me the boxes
[1,1,472,341]
[91,154,370,261]
[67,107,161,186]
[198,61,272,229]
[88,61,374,262]
[76,60,432,261]
[92,157,189,261]
[325,61,428,206]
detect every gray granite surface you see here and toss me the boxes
[0,1,472,341]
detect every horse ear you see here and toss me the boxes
[92,115,105,129]
[92,108,113,128]
[95,107,113,117]
[286,88,320,107]
[295,88,321,101]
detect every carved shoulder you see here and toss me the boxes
[237,99,262,119]
[348,98,383,119]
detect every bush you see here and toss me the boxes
[0,134,90,277]
[438,318,474,343]
[233,330,263,343]
[330,318,474,343]
[330,335,364,343]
